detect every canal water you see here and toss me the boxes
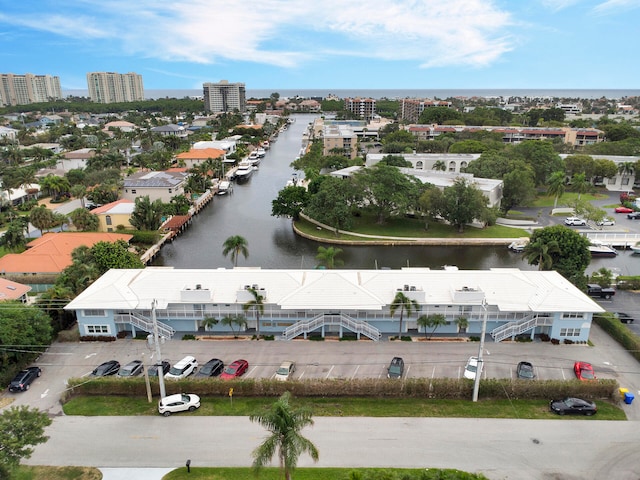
[152,113,639,276]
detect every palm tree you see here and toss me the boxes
[618,161,635,188]
[220,314,247,338]
[389,291,420,336]
[418,313,447,339]
[455,316,469,336]
[523,238,560,271]
[223,235,249,267]
[432,160,446,171]
[243,287,265,336]
[315,246,344,269]
[571,172,589,200]
[546,171,565,209]
[250,392,319,480]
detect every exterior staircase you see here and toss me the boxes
[115,312,176,339]
[490,314,553,342]
[282,313,381,341]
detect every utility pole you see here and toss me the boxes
[472,299,488,402]
[151,299,166,399]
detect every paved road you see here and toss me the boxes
[25,416,640,480]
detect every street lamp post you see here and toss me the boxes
[151,299,166,399]
[472,299,488,402]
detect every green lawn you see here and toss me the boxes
[530,192,606,208]
[62,395,626,420]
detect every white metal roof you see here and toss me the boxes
[65,267,604,314]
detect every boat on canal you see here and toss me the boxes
[234,162,254,182]
[588,240,618,257]
[216,180,232,195]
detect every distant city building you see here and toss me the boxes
[401,98,453,123]
[0,73,62,107]
[86,72,144,104]
[203,80,246,113]
[322,124,358,159]
[344,97,376,121]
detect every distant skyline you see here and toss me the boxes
[1,1,639,91]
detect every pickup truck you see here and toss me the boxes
[586,284,615,300]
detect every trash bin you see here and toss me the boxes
[619,388,629,399]
[624,392,634,405]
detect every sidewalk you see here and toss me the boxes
[100,468,174,480]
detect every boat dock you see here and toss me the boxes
[584,232,640,249]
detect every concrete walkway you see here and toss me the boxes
[100,468,175,480]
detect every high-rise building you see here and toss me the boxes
[344,97,376,121]
[86,72,144,104]
[0,73,63,107]
[203,80,246,113]
[401,98,452,123]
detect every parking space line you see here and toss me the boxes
[298,369,305,380]
[325,365,334,379]
[431,366,436,379]
[405,365,411,378]
[351,365,360,380]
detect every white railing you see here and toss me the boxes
[490,315,553,342]
[115,312,176,339]
[281,313,381,341]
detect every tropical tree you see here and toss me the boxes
[130,195,164,231]
[0,406,52,475]
[455,316,469,336]
[571,172,589,200]
[250,391,319,480]
[523,238,561,271]
[69,207,100,231]
[220,314,247,337]
[315,246,344,269]
[437,177,488,232]
[432,160,447,171]
[618,161,635,188]
[546,171,566,209]
[70,184,87,207]
[271,185,310,221]
[390,291,420,336]
[243,287,265,336]
[416,313,447,339]
[223,235,249,267]
[0,218,28,249]
[29,205,57,234]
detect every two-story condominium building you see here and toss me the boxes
[64,267,603,344]
[87,72,144,104]
[344,98,376,121]
[122,171,187,203]
[401,99,453,123]
[0,73,62,106]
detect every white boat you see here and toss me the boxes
[262,141,270,150]
[588,240,618,257]
[234,162,253,182]
[508,239,528,253]
[630,243,640,254]
[248,151,260,160]
[255,148,266,158]
[216,180,232,195]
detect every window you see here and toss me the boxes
[131,189,137,194]
[622,178,630,186]
[560,328,581,337]
[562,313,583,319]
[86,325,110,334]
[106,215,112,225]
[84,309,106,317]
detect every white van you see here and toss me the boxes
[165,355,198,379]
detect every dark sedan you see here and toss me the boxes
[91,360,120,377]
[8,366,42,392]
[627,212,640,220]
[549,397,597,416]
[195,358,224,378]
[516,361,535,379]
[148,360,171,377]
[117,360,144,377]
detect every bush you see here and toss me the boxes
[130,230,161,245]
[539,333,550,342]
[550,338,560,345]
[469,336,480,342]
[616,276,640,290]
[594,313,640,363]
[563,339,574,345]
[116,331,127,339]
[182,334,197,340]
[308,334,324,341]
[79,335,116,342]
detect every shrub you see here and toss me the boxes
[469,336,480,342]
[129,230,161,245]
[401,336,413,341]
[262,334,275,341]
[79,335,116,342]
[594,313,640,363]
[182,334,197,340]
[550,338,560,345]
[308,335,324,341]
[539,333,550,342]
[563,339,574,345]
[616,276,640,290]
[116,331,127,339]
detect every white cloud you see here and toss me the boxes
[0,0,516,70]
[539,0,581,12]
[593,0,640,13]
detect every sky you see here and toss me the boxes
[0,0,638,91]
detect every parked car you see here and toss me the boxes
[195,358,224,378]
[574,361,596,381]
[615,206,633,213]
[220,359,249,380]
[516,361,535,380]
[549,397,597,416]
[564,217,586,226]
[158,393,201,416]
[387,357,405,379]
[627,212,640,220]
[147,360,171,377]
[463,356,479,380]
[274,361,296,381]
[596,218,615,226]
[8,366,42,392]
[91,360,120,377]
[117,360,144,377]
[165,355,198,380]
[587,284,615,299]
[613,312,635,323]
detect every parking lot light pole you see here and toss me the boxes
[151,299,167,399]
[472,299,488,402]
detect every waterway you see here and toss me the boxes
[152,113,640,276]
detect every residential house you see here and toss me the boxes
[122,170,187,203]
[64,267,603,344]
[0,125,18,142]
[192,140,236,155]
[38,114,63,126]
[175,148,226,169]
[103,120,136,134]
[57,148,96,171]
[150,124,188,138]
[0,278,31,302]
[91,199,135,232]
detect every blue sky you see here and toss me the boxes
[0,0,638,91]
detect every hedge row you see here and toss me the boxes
[616,276,640,290]
[593,313,640,363]
[64,377,618,402]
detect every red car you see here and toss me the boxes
[615,206,634,213]
[220,359,249,380]
[574,361,596,381]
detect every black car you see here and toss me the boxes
[148,360,171,377]
[628,212,640,220]
[8,366,41,392]
[387,357,404,379]
[91,360,120,377]
[549,397,597,416]
[614,312,635,323]
[516,361,535,379]
[195,358,224,378]
[117,360,144,377]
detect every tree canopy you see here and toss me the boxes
[0,406,52,474]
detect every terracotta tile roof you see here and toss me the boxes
[0,278,31,300]
[175,148,225,160]
[0,232,133,275]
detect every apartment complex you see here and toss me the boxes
[0,73,62,106]
[401,98,453,123]
[203,80,246,113]
[344,97,376,121]
[86,72,144,104]
[323,124,358,159]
